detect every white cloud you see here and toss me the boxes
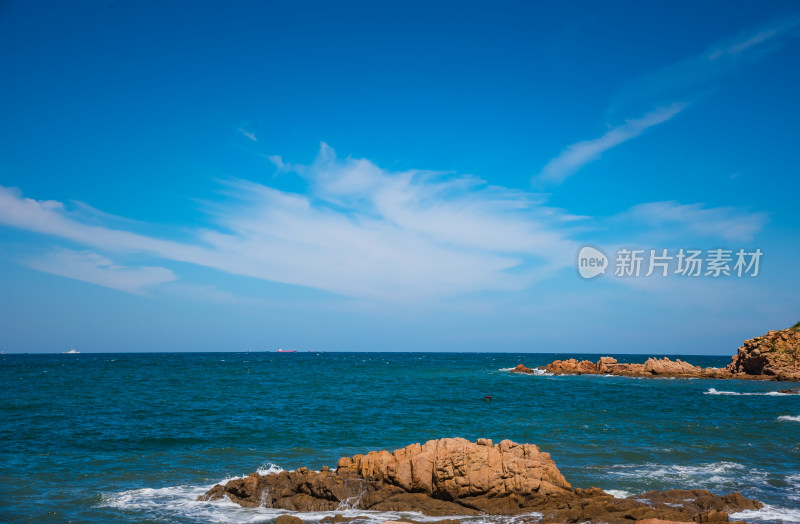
[0,146,771,301]
[25,249,176,295]
[536,14,800,186]
[712,15,800,59]
[610,14,800,115]
[0,146,581,301]
[238,128,257,142]
[534,104,686,184]
[621,200,769,241]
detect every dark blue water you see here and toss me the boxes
[1,352,798,523]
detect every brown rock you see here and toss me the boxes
[380,520,461,524]
[531,324,800,381]
[637,520,694,524]
[726,326,800,380]
[275,516,304,524]
[545,358,599,375]
[643,357,702,375]
[200,439,762,522]
[510,363,534,374]
[597,356,618,373]
[320,516,362,524]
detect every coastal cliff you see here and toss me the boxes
[200,437,761,522]
[725,324,800,379]
[513,323,800,381]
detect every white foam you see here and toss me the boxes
[605,489,631,498]
[788,474,800,504]
[603,460,769,492]
[704,388,790,396]
[101,474,544,523]
[255,463,284,476]
[731,503,800,524]
[608,461,748,478]
[778,415,800,422]
[499,367,553,376]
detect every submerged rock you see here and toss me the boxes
[199,438,761,522]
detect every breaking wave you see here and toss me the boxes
[731,504,800,524]
[100,464,544,524]
[704,388,790,396]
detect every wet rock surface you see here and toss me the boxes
[200,438,761,522]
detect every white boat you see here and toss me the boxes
[62,349,80,354]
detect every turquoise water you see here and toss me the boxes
[1,352,799,523]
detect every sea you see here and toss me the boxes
[1,352,798,523]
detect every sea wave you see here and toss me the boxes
[788,474,800,504]
[731,503,800,524]
[777,415,800,422]
[255,464,285,477]
[704,388,790,396]
[498,367,553,376]
[100,465,544,524]
[103,483,545,524]
[604,489,632,498]
[601,461,769,493]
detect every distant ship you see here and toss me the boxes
[276,348,297,353]
[62,349,80,354]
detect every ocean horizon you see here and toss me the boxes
[1,351,744,356]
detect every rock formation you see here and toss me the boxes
[726,326,800,380]
[511,363,534,374]
[511,324,800,381]
[200,438,761,522]
[539,356,706,378]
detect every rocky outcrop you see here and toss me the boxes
[541,356,705,378]
[726,327,800,380]
[517,324,800,382]
[545,358,599,375]
[510,363,534,374]
[200,438,761,522]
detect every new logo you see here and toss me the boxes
[577,246,608,279]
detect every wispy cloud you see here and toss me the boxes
[0,145,581,301]
[25,249,176,295]
[238,128,257,142]
[534,103,686,184]
[0,145,772,302]
[536,14,800,186]
[620,200,769,241]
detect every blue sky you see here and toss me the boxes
[0,1,798,353]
